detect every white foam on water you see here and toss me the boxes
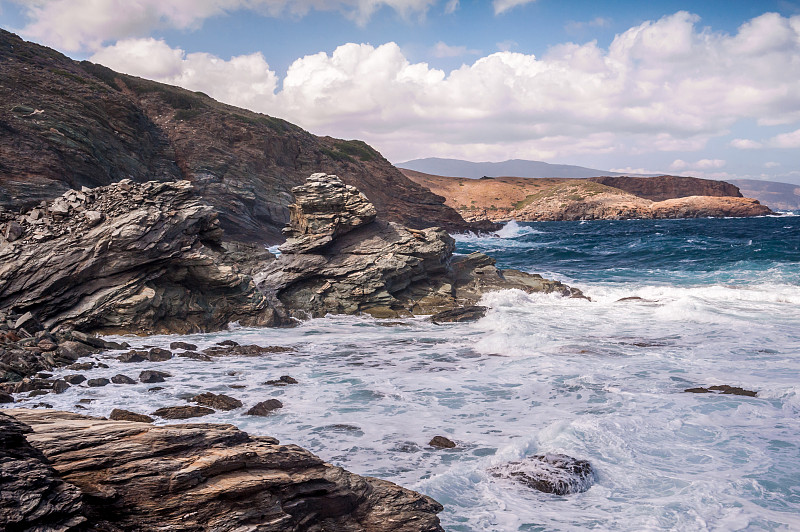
[4,280,800,530]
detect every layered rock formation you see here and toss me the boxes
[0,29,473,241]
[257,174,582,319]
[0,179,283,335]
[403,171,772,222]
[2,409,444,531]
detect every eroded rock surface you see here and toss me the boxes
[0,180,285,335]
[4,409,444,531]
[257,174,582,319]
[489,453,595,495]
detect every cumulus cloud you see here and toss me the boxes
[12,0,440,51]
[493,0,536,15]
[85,11,800,162]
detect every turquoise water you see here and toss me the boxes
[7,215,800,531]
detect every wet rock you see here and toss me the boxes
[203,344,291,357]
[430,306,487,324]
[139,370,170,383]
[684,385,757,397]
[169,341,197,350]
[52,379,69,394]
[216,340,239,347]
[265,375,299,386]
[429,436,457,449]
[63,374,86,385]
[28,389,50,397]
[489,453,595,495]
[66,362,93,371]
[118,350,147,363]
[57,340,95,361]
[0,391,13,403]
[177,350,212,361]
[191,392,243,411]
[109,409,154,423]
[4,408,444,530]
[147,347,172,362]
[70,331,127,350]
[0,412,86,530]
[87,378,110,387]
[111,374,136,385]
[152,405,214,419]
[246,399,283,416]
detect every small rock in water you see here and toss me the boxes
[246,399,283,416]
[118,350,147,363]
[177,351,212,361]
[684,385,757,397]
[52,379,69,394]
[139,370,171,383]
[216,340,239,347]
[67,362,94,371]
[87,378,110,387]
[170,341,198,351]
[63,374,86,385]
[429,436,457,449]
[109,409,154,423]
[191,392,243,411]
[152,406,214,420]
[0,392,13,403]
[489,453,595,495]
[111,374,136,385]
[28,390,49,397]
[147,348,173,362]
[265,375,299,386]
[430,306,488,324]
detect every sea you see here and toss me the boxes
[9,215,800,531]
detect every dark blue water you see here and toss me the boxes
[455,216,800,286]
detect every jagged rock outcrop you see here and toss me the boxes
[0,412,87,531]
[3,409,444,532]
[0,29,474,242]
[0,179,284,335]
[588,175,742,202]
[256,174,582,319]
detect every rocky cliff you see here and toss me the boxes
[403,171,771,222]
[1,409,444,531]
[0,179,284,335]
[256,174,582,319]
[588,175,743,202]
[0,29,471,242]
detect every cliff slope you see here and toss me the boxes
[0,29,469,242]
[403,170,771,222]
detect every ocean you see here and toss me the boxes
[11,215,800,531]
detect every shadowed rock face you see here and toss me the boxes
[0,180,284,335]
[0,29,473,242]
[4,409,444,532]
[257,174,583,319]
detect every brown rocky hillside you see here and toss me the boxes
[402,170,771,222]
[0,29,469,242]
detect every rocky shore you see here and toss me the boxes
[1,409,445,531]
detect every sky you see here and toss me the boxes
[1,1,800,184]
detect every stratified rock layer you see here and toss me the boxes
[4,409,444,532]
[0,180,283,334]
[257,174,582,319]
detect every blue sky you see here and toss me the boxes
[2,0,800,184]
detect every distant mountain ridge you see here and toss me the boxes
[729,179,800,211]
[396,157,658,179]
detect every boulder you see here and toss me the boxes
[63,374,86,385]
[191,392,243,411]
[52,379,69,394]
[246,399,283,416]
[147,348,172,362]
[109,409,154,423]
[489,453,595,495]
[118,350,147,363]
[430,306,488,324]
[111,374,136,385]
[4,408,444,531]
[169,341,197,351]
[139,370,170,383]
[429,436,457,449]
[86,378,109,387]
[152,406,214,419]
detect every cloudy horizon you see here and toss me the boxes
[2,0,799,184]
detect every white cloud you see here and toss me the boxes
[770,128,800,148]
[493,0,536,15]
[669,159,688,170]
[83,11,800,162]
[496,40,518,52]
[764,161,781,167]
[431,41,480,58]
[730,138,763,149]
[444,0,458,14]
[670,158,725,170]
[13,0,440,51]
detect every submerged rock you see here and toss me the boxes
[685,385,757,397]
[4,408,444,531]
[489,453,595,495]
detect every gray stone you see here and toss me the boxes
[139,370,170,383]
